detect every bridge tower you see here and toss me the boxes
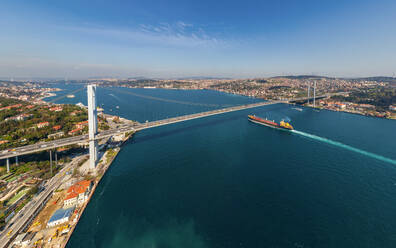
[313,81,316,108]
[87,84,98,170]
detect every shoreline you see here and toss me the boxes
[60,131,134,248]
[110,85,395,120]
[301,104,396,120]
[7,89,136,247]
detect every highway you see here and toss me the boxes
[0,156,87,248]
[0,100,282,160]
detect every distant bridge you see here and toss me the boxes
[289,92,348,103]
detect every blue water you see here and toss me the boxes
[291,130,396,166]
[47,84,396,247]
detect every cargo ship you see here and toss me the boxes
[248,115,294,130]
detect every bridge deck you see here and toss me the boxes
[0,101,282,160]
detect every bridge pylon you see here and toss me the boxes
[87,84,98,170]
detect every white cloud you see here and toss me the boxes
[61,22,223,48]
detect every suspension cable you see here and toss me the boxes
[106,87,233,108]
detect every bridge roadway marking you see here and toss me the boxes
[0,101,282,160]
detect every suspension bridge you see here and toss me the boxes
[0,85,326,171]
[0,85,328,247]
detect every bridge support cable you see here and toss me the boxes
[106,87,233,108]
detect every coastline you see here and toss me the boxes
[301,104,396,120]
[11,90,137,247]
[116,85,395,120]
[19,85,392,246]
[60,131,134,248]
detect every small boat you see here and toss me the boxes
[248,115,293,130]
[66,94,75,98]
[292,107,303,112]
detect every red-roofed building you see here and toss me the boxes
[49,106,63,112]
[75,120,88,129]
[0,104,22,111]
[53,125,62,131]
[36,121,49,128]
[64,180,93,207]
[68,127,82,135]
[335,102,346,109]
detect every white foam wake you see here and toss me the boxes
[291,130,396,165]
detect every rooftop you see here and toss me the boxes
[65,180,92,200]
[48,207,75,223]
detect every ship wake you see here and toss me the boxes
[291,130,396,166]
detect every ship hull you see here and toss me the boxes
[248,116,292,131]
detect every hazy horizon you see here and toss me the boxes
[1,74,396,82]
[1,0,396,78]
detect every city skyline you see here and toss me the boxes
[1,0,396,78]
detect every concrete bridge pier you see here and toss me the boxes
[15,156,18,166]
[87,84,98,170]
[6,158,10,173]
[50,150,53,177]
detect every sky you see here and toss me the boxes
[1,0,396,79]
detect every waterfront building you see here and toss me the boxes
[63,180,93,207]
[47,207,75,227]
